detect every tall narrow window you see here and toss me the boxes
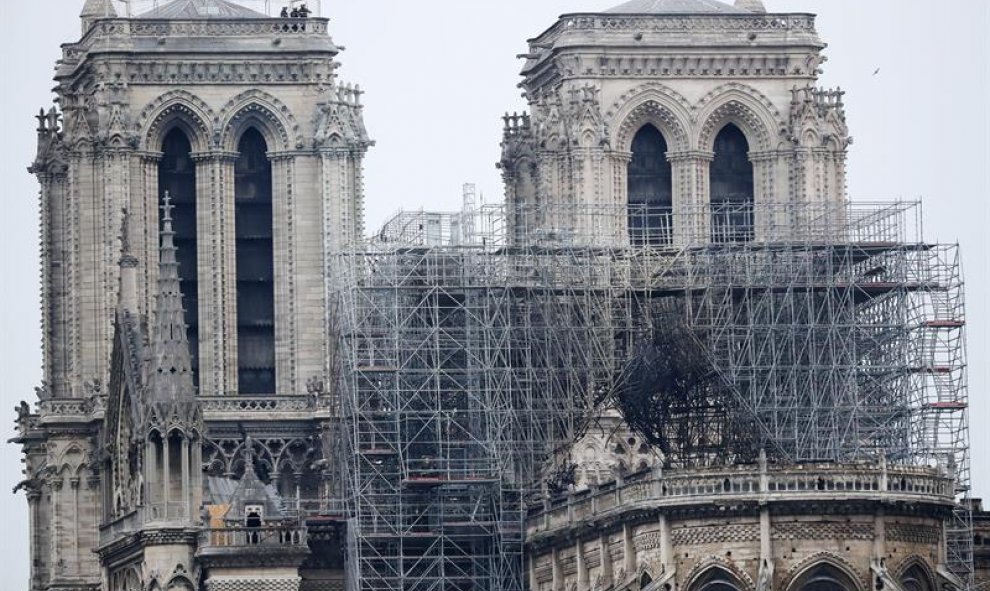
[234,129,275,394]
[158,129,198,385]
[710,124,754,243]
[628,124,673,245]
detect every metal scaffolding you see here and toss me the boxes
[329,201,972,591]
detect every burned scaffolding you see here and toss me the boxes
[328,200,972,591]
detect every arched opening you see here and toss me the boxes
[710,123,754,243]
[234,128,275,395]
[900,565,934,591]
[791,563,858,591]
[688,567,744,591]
[641,572,654,590]
[158,128,199,385]
[628,124,673,246]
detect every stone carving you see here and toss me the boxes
[313,84,373,150]
[217,88,304,150]
[137,89,217,150]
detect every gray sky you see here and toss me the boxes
[0,0,987,585]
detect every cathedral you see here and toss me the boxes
[12,1,980,591]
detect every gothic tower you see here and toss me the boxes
[17,1,370,589]
[500,0,850,247]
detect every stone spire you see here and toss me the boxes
[80,0,117,34]
[146,192,196,404]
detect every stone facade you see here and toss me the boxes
[11,1,973,591]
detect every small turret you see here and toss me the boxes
[80,0,117,35]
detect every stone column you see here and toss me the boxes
[135,152,163,319]
[163,436,171,520]
[27,490,40,587]
[607,151,633,247]
[50,477,62,574]
[600,534,614,586]
[181,437,190,520]
[623,523,636,581]
[577,539,589,591]
[270,152,300,395]
[192,151,239,396]
[669,151,713,246]
[749,151,778,242]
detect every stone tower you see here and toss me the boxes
[16,1,370,589]
[500,0,849,247]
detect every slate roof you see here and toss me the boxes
[606,0,748,13]
[137,0,267,19]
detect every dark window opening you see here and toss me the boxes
[159,129,199,386]
[710,124,754,243]
[235,129,275,395]
[628,124,673,246]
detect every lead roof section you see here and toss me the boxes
[606,0,747,13]
[136,0,267,19]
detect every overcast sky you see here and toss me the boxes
[0,0,987,585]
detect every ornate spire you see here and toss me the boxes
[146,192,196,403]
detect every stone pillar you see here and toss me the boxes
[50,477,62,574]
[163,436,171,519]
[623,523,636,581]
[669,151,713,246]
[749,151,777,242]
[601,534,614,587]
[135,152,163,320]
[27,490,40,587]
[270,152,295,396]
[552,548,563,591]
[181,437,190,520]
[577,539,589,591]
[659,513,674,575]
[192,151,239,396]
[608,151,633,248]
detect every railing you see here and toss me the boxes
[527,463,955,537]
[79,17,331,46]
[199,525,308,549]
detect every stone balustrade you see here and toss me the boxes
[199,524,308,550]
[527,462,955,539]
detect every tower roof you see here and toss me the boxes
[146,192,197,403]
[606,0,748,13]
[136,0,267,19]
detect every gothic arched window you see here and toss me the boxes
[710,124,754,243]
[234,129,276,395]
[900,565,934,591]
[159,129,198,385]
[689,568,744,591]
[792,564,857,591]
[628,124,673,245]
